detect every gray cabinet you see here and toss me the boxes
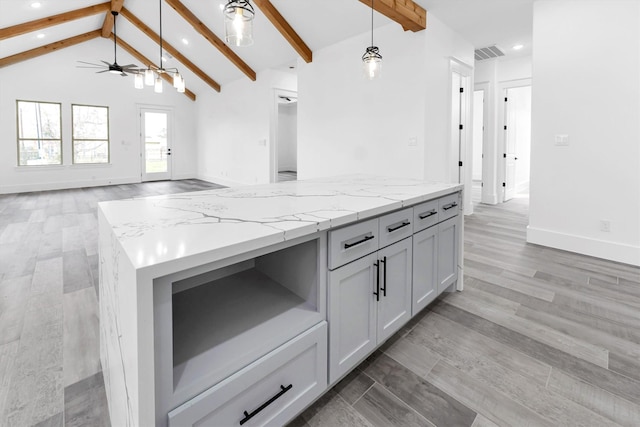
[438,216,459,293]
[412,225,438,314]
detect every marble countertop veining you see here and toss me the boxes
[98,175,462,272]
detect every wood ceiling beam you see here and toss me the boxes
[252,0,312,63]
[0,30,101,68]
[0,2,110,41]
[120,7,221,92]
[165,0,256,81]
[113,35,196,101]
[101,0,126,38]
[358,0,426,32]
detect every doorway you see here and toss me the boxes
[449,58,473,215]
[271,89,298,183]
[140,107,172,182]
[472,89,485,204]
[502,85,531,202]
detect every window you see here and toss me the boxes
[72,104,109,164]
[17,100,62,166]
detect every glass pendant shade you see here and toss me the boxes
[173,72,181,88]
[177,76,185,93]
[144,69,155,86]
[154,76,163,93]
[134,73,144,89]
[224,1,254,47]
[362,46,382,80]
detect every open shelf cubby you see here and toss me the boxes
[170,238,322,393]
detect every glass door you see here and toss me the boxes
[141,108,172,181]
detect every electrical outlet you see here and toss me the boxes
[600,220,611,232]
[408,137,417,146]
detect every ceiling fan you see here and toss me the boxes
[77,11,138,76]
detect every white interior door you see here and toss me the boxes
[141,108,172,181]
[503,86,532,201]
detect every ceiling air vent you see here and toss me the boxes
[474,45,505,61]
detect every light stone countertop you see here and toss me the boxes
[98,175,462,273]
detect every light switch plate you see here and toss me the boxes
[554,134,569,146]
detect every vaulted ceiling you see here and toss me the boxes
[0,0,533,101]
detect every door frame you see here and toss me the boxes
[498,78,531,203]
[449,57,473,215]
[269,88,298,183]
[138,105,174,182]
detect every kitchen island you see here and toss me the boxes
[98,175,463,427]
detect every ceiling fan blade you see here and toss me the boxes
[96,70,110,74]
[77,60,102,66]
[77,66,105,69]
[100,60,113,66]
[120,64,137,69]
[121,72,128,77]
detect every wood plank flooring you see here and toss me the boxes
[1,183,639,426]
[290,196,640,427]
[0,180,224,427]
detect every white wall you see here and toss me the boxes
[528,0,640,266]
[0,39,198,194]
[196,69,296,185]
[297,16,473,184]
[474,56,532,203]
[277,102,297,172]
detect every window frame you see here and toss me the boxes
[71,103,111,165]
[16,99,63,167]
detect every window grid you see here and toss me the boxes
[16,100,63,166]
[72,104,110,164]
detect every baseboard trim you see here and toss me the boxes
[0,176,141,195]
[526,226,640,267]
[172,173,197,180]
[197,174,246,188]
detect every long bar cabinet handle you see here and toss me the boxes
[239,384,293,425]
[419,210,437,219]
[344,234,374,249]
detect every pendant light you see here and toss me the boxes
[223,0,254,47]
[362,0,382,80]
[135,0,185,93]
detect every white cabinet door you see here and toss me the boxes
[412,226,438,315]
[377,238,412,343]
[328,253,378,384]
[437,216,459,293]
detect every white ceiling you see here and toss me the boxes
[0,0,534,95]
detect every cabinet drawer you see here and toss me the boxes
[378,208,413,249]
[329,218,379,270]
[438,193,460,222]
[413,200,439,232]
[168,322,327,427]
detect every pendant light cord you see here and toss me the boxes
[371,0,374,46]
[158,0,163,70]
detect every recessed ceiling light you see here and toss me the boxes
[181,38,189,45]
[31,2,41,8]
[513,44,524,50]
[161,56,168,62]
[36,33,45,39]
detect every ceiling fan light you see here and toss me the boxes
[134,73,144,89]
[154,76,163,93]
[145,68,155,86]
[224,0,254,47]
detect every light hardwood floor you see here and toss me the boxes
[1,181,638,427]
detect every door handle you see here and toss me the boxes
[380,256,387,297]
[373,261,380,302]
